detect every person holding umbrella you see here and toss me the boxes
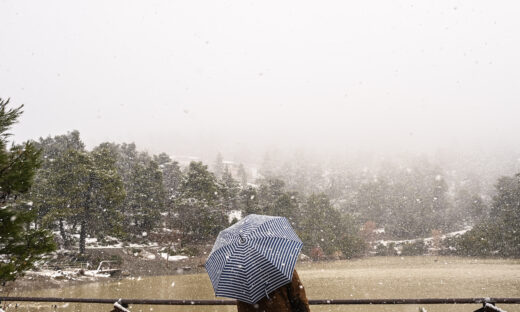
[236,268,310,312]
[205,214,311,312]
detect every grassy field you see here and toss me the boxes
[300,256,520,312]
[7,256,520,312]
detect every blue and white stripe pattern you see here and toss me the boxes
[205,214,303,304]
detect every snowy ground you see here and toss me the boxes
[22,224,474,289]
[66,234,161,249]
[26,268,111,280]
[160,253,189,261]
[21,243,193,288]
[373,226,473,253]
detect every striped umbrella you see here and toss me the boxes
[205,214,303,304]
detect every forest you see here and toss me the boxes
[1,99,520,284]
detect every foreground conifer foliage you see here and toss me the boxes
[0,98,56,284]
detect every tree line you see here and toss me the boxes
[261,153,492,239]
[26,129,366,258]
[443,173,520,257]
[26,128,519,259]
[2,98,520,284]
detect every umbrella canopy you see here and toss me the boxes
[205,214,303,304]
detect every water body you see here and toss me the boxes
[7,257,520,312]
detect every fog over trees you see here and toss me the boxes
[2,2,520,288]
[1,93,520,286]
[2,99,514,260]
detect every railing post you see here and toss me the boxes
[112,300,130,312]
[474,301,506,312]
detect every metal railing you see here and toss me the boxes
[1,297,519,311]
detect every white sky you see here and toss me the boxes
[1,0,519,161]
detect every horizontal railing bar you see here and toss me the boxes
[309,298,520,305]
[2,297,520,305]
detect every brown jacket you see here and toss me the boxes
[237,270,310,312]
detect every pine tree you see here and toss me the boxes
[112,144,165,237]
[174,161,226,246]
[299,193,340,255]
[90,144,127,238]
[43,145,125,253]
[299,193,365,258]
[455,173,520,257]
[30,131,86,247]
[239,186,259,216]
[213,152,224,179]
[126,158,164,234]
[237,163,248,186]
[256,178,299,223]
[161,158,183,216]
[0,98,56,284]
[153,152,172,166]
[220,166,240,211]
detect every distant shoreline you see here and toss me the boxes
[6,253,520,295]
[4,247,208,294]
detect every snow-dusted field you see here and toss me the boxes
[9,256,520,312]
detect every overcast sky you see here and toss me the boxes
[1,0,519,162]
